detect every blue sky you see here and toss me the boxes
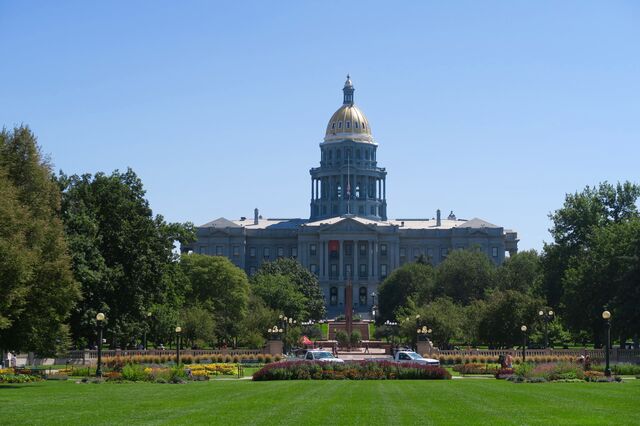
[1,1,639,251]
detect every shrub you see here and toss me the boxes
[452,363,500,375]
[122,363,149,382]
[0,373,43,384]
[335,331,349,348]
[252,361,451,381]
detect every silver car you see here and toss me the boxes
[304,350,344,363]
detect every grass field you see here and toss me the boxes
[1,379,638,425]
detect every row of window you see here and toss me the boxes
[307,264,388,279]
[322,147,376,162]
[330,120,366,130]
[308,243,389,257]
[399,246,500,259]
[329,286,371,306]
[249,246,298,259]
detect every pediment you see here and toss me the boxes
[319,217,378,234]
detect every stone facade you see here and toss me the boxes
[182,77,518,316]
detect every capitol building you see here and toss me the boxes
[183,77,518,315]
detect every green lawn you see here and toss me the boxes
[1,379,638,425]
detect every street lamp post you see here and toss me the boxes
[384,320,398,347]
[538,309,554,348]
[175,326,182,365]
[96,313,105,377]
[143,311,152,350]
[414,314,421,351]
[520,325,527,363]
[602,310,612,377]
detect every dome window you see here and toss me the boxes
[354,121,359,129]
[332,122,336,129]
[346,121,351,129]
[362,122,366,129]
[338,121,342,129]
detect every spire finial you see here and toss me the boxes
[343,74,354,104]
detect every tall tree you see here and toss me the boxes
[180,254,249,344]
[495,250,542,294]
[59,169,193,348]
[376,261,436,323]
[436,249,496,305]
[0,126,80,356]
[255,258,326,320]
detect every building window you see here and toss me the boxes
[263,247,270,259]
[427,248,433,260]
[216,246,223,256]
[345,263,352,278]
[365,150,370,160]
[358,206,364,215]
[359,287,367,306]
[344,243,352,256]
[346,121,351,129]
[338,121,342,129]
[441,248,448,259]
[381,264,388,279]
[277,247,284,258]
[400,247,406,258]
[330,264,338,278]
[249,267,256,276]
[359,243,367,256]
[199,246,207,254]
[332,122,335,129]
[337,149,341,159]
[249,247,256,258]
[362,122,366,129]
[413,248,420,259]
[492,247,498,257]
[233,246,240,257]
[359,264,367,278]
[310,264,318,275]
[370,206,376,215]
[310,244,317,256]
[380,244,387,256]
[330,287,338,306]
[355,121,359,129]
[291,247,298,258]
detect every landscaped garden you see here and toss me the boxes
[1,379,638,425]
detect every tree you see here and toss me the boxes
[543,181,640,343]
[58,169,194,348]
[377,261,436,323]
[238,294,279,348]
[0,126,80,356]
[180,254,249,344]
[436,249,496,305]
[255,258,326,320]
[180,305,216,349]
[496,250,542,294]
[476,290,543,348]
[251,274,309,320]
[397,297,464,349]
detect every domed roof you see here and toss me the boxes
[324,76,374,143]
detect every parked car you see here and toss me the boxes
[303,350,344,363]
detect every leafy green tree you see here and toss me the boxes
[256,258,326,320]
[58,168,193,348]
[436,249,496,305]
[180,254,249,345]
[251,274,309,320]
[180,305,216,349]
[0,126,80,356]
[238,294,279,348]
[476,290,543,348]
[395,297,463,349]
[496,250,542,294]
[377,262,436,323]
[542,181,640,308]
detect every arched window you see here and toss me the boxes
[359,287,367,306]
[330,287,338,306]
[356,149,361,159]
[332,122,336,129]
[365,150,370,160]
[354,121,359,129]
[346,121,351,129]
[338,121,342,129]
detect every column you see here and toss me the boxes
[339,240,344,280]
[311,177,314,201]
[353,239,358,282]
[383,178,386,200]
[319,240,325,279]
[373,240,378,278]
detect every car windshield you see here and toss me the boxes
[314,352,334,359]
[406,352,423,360]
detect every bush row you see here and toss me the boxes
[452,363,501,375]
[252,361,452,381]
[0,373,43,383]
[103,353,282,369]
[436,354,576,365]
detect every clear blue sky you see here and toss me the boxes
[2,1,639,251]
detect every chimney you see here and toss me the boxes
[436,209,441,227]
[400,221,405,227]
[254,208,259,225]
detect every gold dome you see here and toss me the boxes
[324,76,374,143]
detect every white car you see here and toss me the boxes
[304,350,344,363]
[394,351,440,366]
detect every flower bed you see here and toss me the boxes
[0,373,43,384]
[252,361,451,381]
[452,363,500,375]
[437,354,575,366]
[186,363,238,377]
[103,353,281,369]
